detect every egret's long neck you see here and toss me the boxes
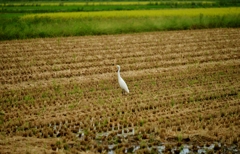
[117,67,121,79]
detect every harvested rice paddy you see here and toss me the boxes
[0,28,239,153]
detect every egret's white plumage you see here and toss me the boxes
[117,65,129,94]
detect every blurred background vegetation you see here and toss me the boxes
[0,0,240,40]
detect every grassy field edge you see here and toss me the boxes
[1,13,240,40]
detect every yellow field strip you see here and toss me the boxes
[21,7,240,19]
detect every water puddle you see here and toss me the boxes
[180,145,190,154]
[106,142,239,154]
[45,122,239,153]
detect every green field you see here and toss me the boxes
[0,1,217,6]
[0,0,240,40]
[0,1,222,13]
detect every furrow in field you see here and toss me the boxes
[2,66,239,126]
[0,45,239,84]
[1,29,239,68]
[1,36,239,66]
[0,58,239,93]
[3,95,239,139]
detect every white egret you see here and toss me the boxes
[117,65,129,94]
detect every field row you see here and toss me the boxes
[0,1,216,6]
[20,7,240,19]
[1,60,239,101]
[0,1,223,15]
[0,29,239,87]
